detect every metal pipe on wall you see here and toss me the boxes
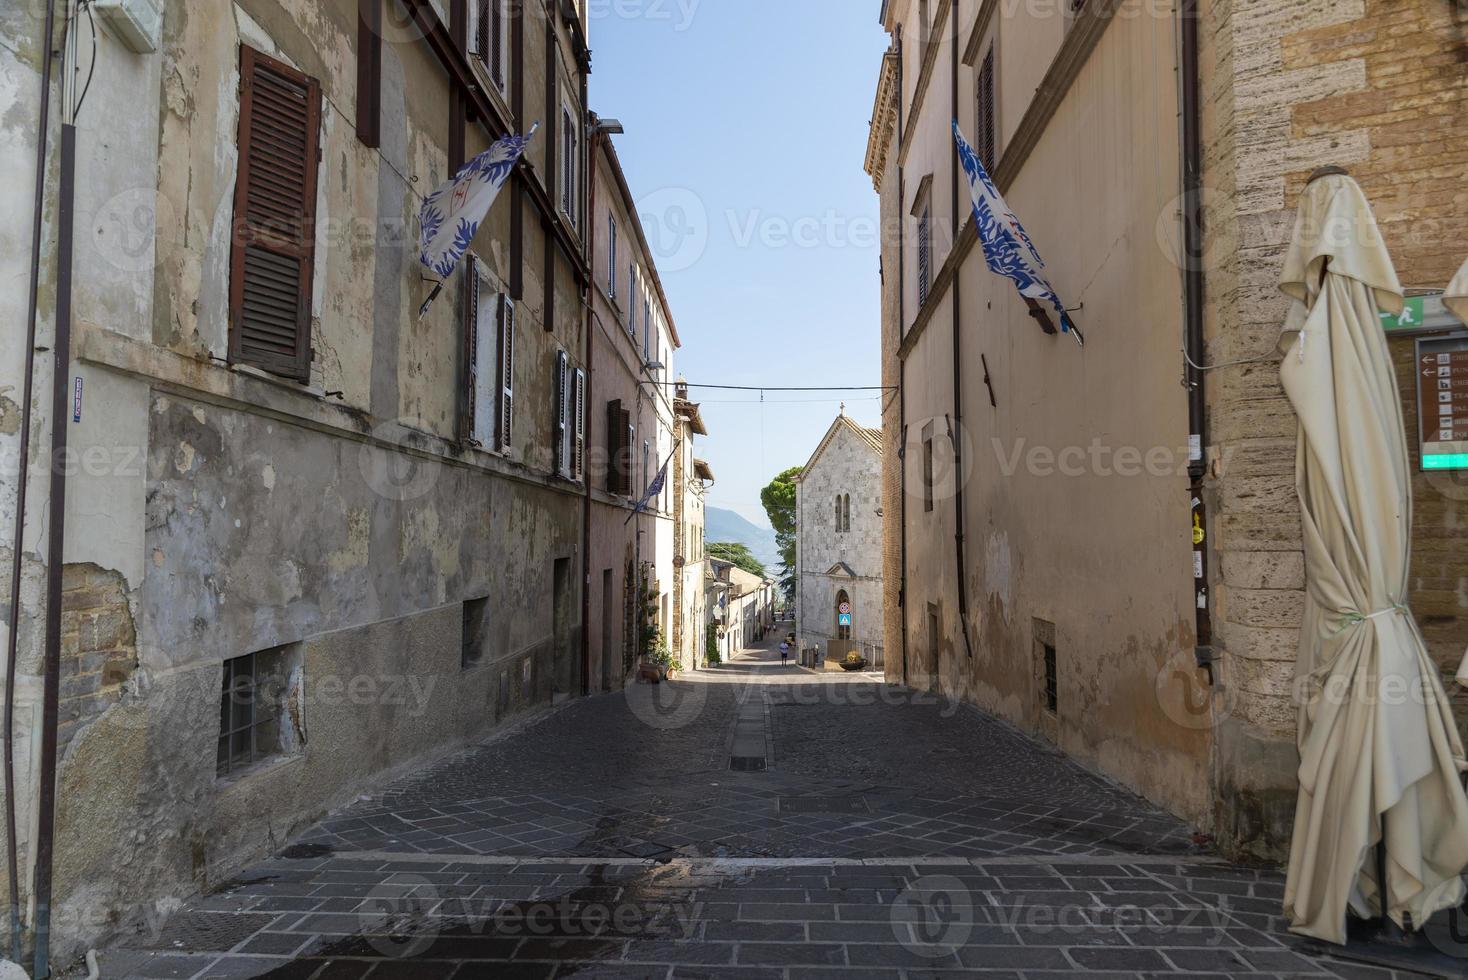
[950,0,976,666]
[6,0,59,960]
[1179,0,1214,660]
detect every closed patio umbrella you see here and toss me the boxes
[1447,257,1468,321]
[1279,170,1468,945]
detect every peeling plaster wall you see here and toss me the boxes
[0,0,596,964]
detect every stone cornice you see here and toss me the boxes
[865,49,902,191]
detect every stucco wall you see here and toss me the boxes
[880,0,1214,830]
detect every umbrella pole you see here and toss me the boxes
[1373,813,1412,945]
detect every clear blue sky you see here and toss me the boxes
[590,1,891,528]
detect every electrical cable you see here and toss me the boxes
[72,0,97,120]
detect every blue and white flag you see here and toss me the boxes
[624,453,672,525]
[417,125,538,317]
[953,121,1082,346]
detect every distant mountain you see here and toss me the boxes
[705,507,781,572]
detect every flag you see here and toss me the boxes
[417,124,538,318]
[624,453,672,525]
[953,121,1083,346]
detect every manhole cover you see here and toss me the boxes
[729,756,767,772]
[779,796,870,814]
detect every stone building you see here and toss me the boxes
[586,127,683,691]
[0,0,685,964]
[867,0,1468,860]
[795,411,884,668]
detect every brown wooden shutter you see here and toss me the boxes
[356,0,382,148]
[606,399,623,494]
[228,45,320,382]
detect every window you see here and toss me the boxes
[643,440,651,500]
[468,0,509,98]
[608,216,618,298]
[976,45,997,172]
[560,97,580,229]
[917,204,932,308]
[572,368,586,481]
[229,46,321,382]
[463,597,490,669]
[923,434,935,513]
[927,604,940,668]
[1035,619,1058,714]
[643,295,651,357]
[835,495,842,530]
[218,646,302,778]
[607,399,632,495]
[464,257,514,454]
[554,350,578,479]
[628,265,636,331]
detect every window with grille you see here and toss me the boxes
[217,646,301,778]
[229,46,321,382]
[976,45,996,172]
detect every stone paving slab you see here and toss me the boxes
[84,639,1466,978]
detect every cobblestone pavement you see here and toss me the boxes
[93,631,1456,979]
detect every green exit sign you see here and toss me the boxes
[1424,453,1468,471]
[1382,295,1457,333]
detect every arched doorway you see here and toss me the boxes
[835,589,851,641]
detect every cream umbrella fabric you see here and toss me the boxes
[1279,172,1468,945]
[1447,257,1468,322]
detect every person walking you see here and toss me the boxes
[779,640,789,666]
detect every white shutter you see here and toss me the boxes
[467,0,484,59]
[496,296,515,455]
[492,0,509,93]
[554,349,569,477]
[471,264,497,446]
[573,368,586,481]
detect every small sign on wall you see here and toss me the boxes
[1415,333,1468,471]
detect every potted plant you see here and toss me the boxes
[652,643,676,681]
[841,650,869,672]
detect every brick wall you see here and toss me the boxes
[60,564,138,748]
[1203,0,1468,856]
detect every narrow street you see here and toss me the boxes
[95,632,1389,980]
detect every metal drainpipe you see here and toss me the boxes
[580,128,597,698]
[7,0,58,960]
[32,112,76,980]
[950,0,976,667]
[1179,0,1214,664]
[895,29,909,689]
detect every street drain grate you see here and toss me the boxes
[729,756,767,772]
[779,796,871,814]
